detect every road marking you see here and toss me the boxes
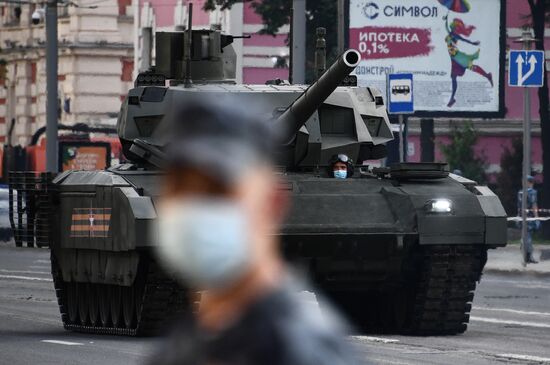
[470,316,550,329]
[41,340,83,346]
[34,260,50,264]
[0,269,50,275]
[0,275,52,282]
[29,266,50,270]
[473,306,550,317]
[370,358,410,365]
[494,353,550,364]
[351,336,400,344]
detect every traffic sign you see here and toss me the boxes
[387,73,414,114]
[509,50,545,87]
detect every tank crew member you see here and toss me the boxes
[518,175,540,264]
[150,98,358,365]
[329,154,353,179]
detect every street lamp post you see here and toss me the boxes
[45,0,58,173]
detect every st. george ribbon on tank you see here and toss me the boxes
[12,23,506,336]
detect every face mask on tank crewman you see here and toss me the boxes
[330,154,353,179]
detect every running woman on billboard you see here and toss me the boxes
[444,16,493,107]
[439,0,494,107]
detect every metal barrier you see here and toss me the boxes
[8,172,55,248]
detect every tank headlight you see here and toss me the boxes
[425,199,452,213]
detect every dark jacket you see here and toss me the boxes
[147,279,358,365]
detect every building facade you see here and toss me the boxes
[0,0,134,146]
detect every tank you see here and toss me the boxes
[10,26,507,336]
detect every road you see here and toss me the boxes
[0,245,549,365]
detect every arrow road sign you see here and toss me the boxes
[509,50,545,87]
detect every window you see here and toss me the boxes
[30,62,37,84]
[121,59,133,82]
[118,0,131,16]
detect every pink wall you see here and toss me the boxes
[243,2,263,24]
[407,133,543,182]
[506,1,530,28]
[243,67,288,84]
[244,34,287,47]
[149,0,210,28]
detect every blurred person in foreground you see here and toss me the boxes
[518,175,540,264]
[149,99,358,365]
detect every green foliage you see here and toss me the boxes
[495,138,523,215]
[439,122,487,184]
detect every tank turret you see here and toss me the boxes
[118,39,393,169]
[275,49,361,145]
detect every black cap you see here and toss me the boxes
[166,97,275,185]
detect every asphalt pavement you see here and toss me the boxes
[0,244,549,365]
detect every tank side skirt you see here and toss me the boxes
[51,251,190,336]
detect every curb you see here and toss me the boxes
[483,267,550,278]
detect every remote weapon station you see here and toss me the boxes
[10,9,506,335]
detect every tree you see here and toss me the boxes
[526,0,550,236]
[204,0,338,81]
[495,139,523,215]
[439,122,487,184]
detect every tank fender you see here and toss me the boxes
[473,186,507,246]
[112,187,157,250]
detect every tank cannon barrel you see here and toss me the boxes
[276,49,361,144]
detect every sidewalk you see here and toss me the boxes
[484,244,550,276]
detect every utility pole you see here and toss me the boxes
[291,0,305,84]
[398,115,405,163]
[337,0,345,54]
[420,119,435,162]
[518,31,536,266]
[132,0,140,80]
[45,0,58,173]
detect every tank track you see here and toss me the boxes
[51,252,190,336]
[408,245,487,335]
[322,245,487,335]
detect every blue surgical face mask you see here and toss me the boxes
[334,170,347,179]
[155,198,250,290]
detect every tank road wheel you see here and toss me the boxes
[405,245,488,335]
[88,284,99,326]
[110,285,123,327]
[66,282,79,324]
[78,283,89,325]
[98,285,111,327]
[122,285,136,329]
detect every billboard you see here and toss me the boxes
[348,0,505,117]
[59,142,111,172]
